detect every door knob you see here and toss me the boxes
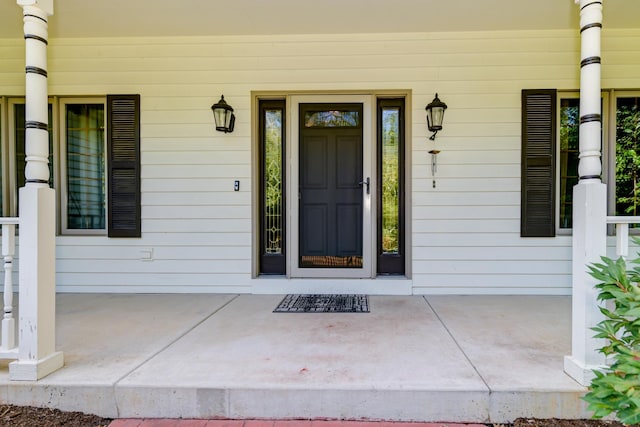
[359,177,370,194]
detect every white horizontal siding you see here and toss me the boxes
[1,28,639,294]
[56,259,249,274]
[413,234,572,247]
[410,30,616,294]
[413,219,520,234]
[142,219,251,234]
[57,245,249,260]
[417,274,571,287]
[413,246,571,261]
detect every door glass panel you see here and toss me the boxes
[304,110,360,128]
[615,96,640,221]
[300,256,363,268]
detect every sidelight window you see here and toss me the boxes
[377,98,405,274]
[259,100,286,274]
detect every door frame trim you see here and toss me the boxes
[289,94,375,278]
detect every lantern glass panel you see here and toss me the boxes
[432,107,444,130]
[214,108,227,130]
[224,111,233,129]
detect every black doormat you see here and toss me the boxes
[273,294,369,313]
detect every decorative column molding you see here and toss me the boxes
[577,0,603,182]
[564,0,607,387]
[9,0,63,381]
[21,0,53,186]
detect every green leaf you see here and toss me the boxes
[624,307,640,317]
[588,404,614,419]
[619,408,640,425]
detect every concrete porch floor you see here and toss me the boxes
[0,295,588,423]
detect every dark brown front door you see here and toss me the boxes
[298,103,364,269]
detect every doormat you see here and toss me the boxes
[273,294,369,313]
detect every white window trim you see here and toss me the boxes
[59,97,107,236]
[607,90,640,225]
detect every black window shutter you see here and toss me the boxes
[521,89,556,237]
[107,95,141,237]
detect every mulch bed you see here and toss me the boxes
[0,405,634,427]
[0,404,111,427]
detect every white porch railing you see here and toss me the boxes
[606,216,640,258]
[0,218,18,360]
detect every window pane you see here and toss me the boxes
[559,98,580,229]
[66,104,105,230]
[0,104,2,216]
[382,108,400,253]
[264,109,283,254]
[615,97,640,219]
[304,110,359,128]
[14,103,55,190]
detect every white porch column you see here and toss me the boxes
[564,0,607,387]
[9,0,63,381]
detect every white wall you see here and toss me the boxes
[1,28,639,294]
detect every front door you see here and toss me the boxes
[290,96,373,278]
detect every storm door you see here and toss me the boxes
[290,96,373,278]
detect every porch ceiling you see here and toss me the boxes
[1,0,639,39]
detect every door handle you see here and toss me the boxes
[359,177,370,194]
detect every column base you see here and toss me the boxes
[9,351,64,381]
[564,355,602,387]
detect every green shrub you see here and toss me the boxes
[583,255,640,425]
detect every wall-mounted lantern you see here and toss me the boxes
[211,95,235,133]
[425,93,447,140]
[426,93,447,188]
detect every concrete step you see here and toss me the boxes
[109,420,488,427]
[0,294,588,423]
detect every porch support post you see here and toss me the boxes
[564,0,607,387]
[9,0,63,381]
